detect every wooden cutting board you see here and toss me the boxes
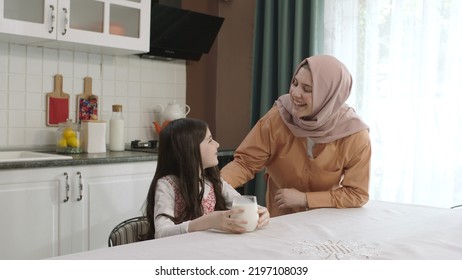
[76,76,98,123]
[46,74,70,127]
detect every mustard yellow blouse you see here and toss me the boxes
[221,106,371,217]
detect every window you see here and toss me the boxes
[315,0,462,208]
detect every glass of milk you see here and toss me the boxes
[231,195,259,232]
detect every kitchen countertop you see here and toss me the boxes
[0,148,236,170]
[0,150,157,170]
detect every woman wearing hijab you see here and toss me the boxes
[221,55,371,217]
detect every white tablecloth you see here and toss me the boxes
[53,200,462,260]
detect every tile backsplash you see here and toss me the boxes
[0,42,186,149]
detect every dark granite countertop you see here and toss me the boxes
[0,148,235,170]
[0,150,157,170]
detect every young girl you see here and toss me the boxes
[144,118,269,239]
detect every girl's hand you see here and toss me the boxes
[257,206,270,228]
[202,208,247,233]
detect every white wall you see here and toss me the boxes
[0,42,186,149]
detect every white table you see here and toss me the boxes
[53,200,462,260]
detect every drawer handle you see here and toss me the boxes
[77,171,83,201]
[63,172,69,203]
[49,5,55,33]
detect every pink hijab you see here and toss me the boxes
[275,55,368,143]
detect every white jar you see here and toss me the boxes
[82,120,106,153]
[109,105,125,151]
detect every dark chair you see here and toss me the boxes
[108,216,149,247]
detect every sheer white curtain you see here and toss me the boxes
[317,0,462,208]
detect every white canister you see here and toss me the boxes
[81,120,107,153]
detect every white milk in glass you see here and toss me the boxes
[231,195,258,232]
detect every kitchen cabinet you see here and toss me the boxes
[0,0,150,55]
[0,161,156,259]
[0,166,63,259]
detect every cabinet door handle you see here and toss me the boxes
[63,172,70,203]
[62,8,68,35]
[77,171,83,201]
[49,5,55,33]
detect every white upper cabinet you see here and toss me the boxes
[0,0,151,55]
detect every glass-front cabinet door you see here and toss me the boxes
[0,0,56,41]
[0,0,150,55]
[56,0,150,54]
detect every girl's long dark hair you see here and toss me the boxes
[144,118,226,239]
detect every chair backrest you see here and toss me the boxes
[108,216,149,247]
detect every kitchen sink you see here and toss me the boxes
[0,151,73,163]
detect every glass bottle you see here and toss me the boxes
[109,104,125,151]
